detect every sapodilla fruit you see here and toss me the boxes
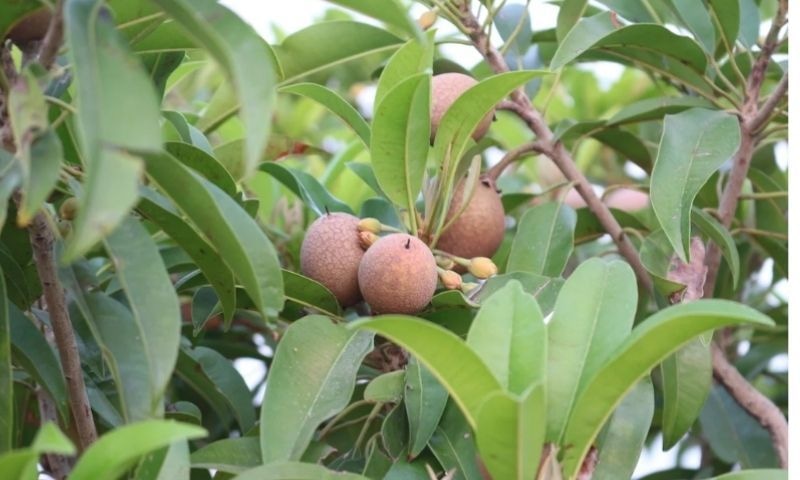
[6,8,52,46]
[431,73,494,141]
[437,177,505,261]
[358,234,437,314]
[300,212,364,307]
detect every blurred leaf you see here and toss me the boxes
[735,0,759,48]
[593,378,654,480]
[165,142,237,197]
[260,315,373,462]
[692,207,740,287]
[556,0,589,40]
[351,316,501,429]
[669,0,716,53]
[0,422,75,480]
[191,437,260,474]
[325,0,423,41]
[661,338,711,450]
[154,0,276,179]
[135,440,191,480]
[427,401,482,480]
[349,163,387,198]
[606,97,713,126]
[274,21,403,83]
[371,74,430,215]
[70,420,206,480]
[0,152,22,228]
[560,300,774,478]
[650,108,740,261]
[473,272,564,315]
[63,0,161,260]
[0,269,10,453]
[234,462,370,480]
[375,32,435,108]
[142,52,186,99]
[507,202,576,277]
[710,470,787,480]
[261,162,353,216]
[143,150,284,317]
[405,356,448,458]
[546,259,637,442]
[364,371,405,404]
[0,3,43,40]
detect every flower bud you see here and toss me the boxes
[358,231,379,249]
[468,257,497,279]
[417,9,438,30]
[357,217,382,234]
[59,197,79,220]
[439,270,462,290]
[435,255,455,270]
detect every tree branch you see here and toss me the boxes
[746,73,788,134]
[37,0,65,71]
[485,140,545,181]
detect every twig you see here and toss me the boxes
[746,73,788,133]
[37,389,74,479]
[485,140,545,181]
[37,0,65,71]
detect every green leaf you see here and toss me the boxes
[234,462,370,480]
[592,378,654,480]
[507,202,576,277]
[382,402,409,459]
[475,385,545,480]
[546,259,637,442]
[18,130,62,224]
[560,300,774,478]
[467,281,545,395]
[153,0,277,179]
[556,0,589,40]
[735,0,758,48]
[639,229,687,296]
[63,0,161,260]
[191,437,260,474]
[135,440,190,480]
[661,338,711,450]
[350,316,501,429]
[370,73,430,215]
[0,152,22,229]
[260,162,353,217]
[143,150,284,317]
[427,401,482,480]
[260,315,373,462]
[103,217,181,403]
[282,270,343,319]
[70,420,207,480]
[708,0,741,50]
[280,83,371,149]
[274,21,403,83]
[473,272,564,316]
[650,108,741,261]
[325,0,423,42]
[669,0,716,53]
[0,268,10,453]
[0,422,75,480]
[710,470,787,480]
[364,371,405,404]
[375,32,435,108]
[592,128,653,173]
[165,142,237,198]
[405,356,449,458]
[606,97,713,126]
[692,207,740,287]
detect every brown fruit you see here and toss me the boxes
[300,212,364,307]
[604,188,650,212]
[6,8,52,46]
[358,234,437,314]
[436,177,505,261]
[431,73,494,141]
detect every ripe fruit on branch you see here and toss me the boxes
[5,8,52,46]
[430,73,494,141]
[300,212,364,307]
[358,234,437,314]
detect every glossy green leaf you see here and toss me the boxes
[0,152,22,229]
[711,470,787,480]
[282,270,342,319]
[260,315,373,462]
[593,378,654,480]
[467,281,545,395]
[639,229,687,297]
[280,83,371,148]
[154,0,276,179]
[274,21,403,83]
[507,202,576,277]
[364,371,405,404]
[0,269,10,453]
[135,440,190,480]
[427,401,482,480]
[0,422,75,480]
[405,356,449,457]
[476,385,545,480]
[381,402,409,459]
[560,301,774,478]
[143,150,284,317]
[546,259,637,442]
[669,0,716,53]
[325,0,422,41]
[473,272,564,316]
[692,207,740,287]
[606,97,713,126]
[350,316,501,429]
[70,420,207,480]
[165,142,237,197]
[661,338,711,450]
[650,108,740,262]
[103,217,181,403]
[375,33,435,108]
[371,74,430,214]
[556,0,589,40]
[191,437,260,474]
[63,0,161,260]
[234,462,370,480]
[260,162,353,216]
[592,128,653,172]
[708,0,741,50]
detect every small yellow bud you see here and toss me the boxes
[417,10,438,30]
[435,255,455,270]
[358,231,379,250]
[439,270,462,290]
[468,257,497,279]
[357,217,382,234]
[59,197,79,220]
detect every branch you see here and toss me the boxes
[455,5,653,291]
[37,0,65,71]
[485,140,545,181]
[746,73,788,133]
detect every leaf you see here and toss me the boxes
[661,338,711,450]
[606,97,713,126]
[375,32,435,108]
[507,202,576,277]
[350,316,501,429]
[191,437,260,474]
[467,281,545,395]
[381,402,409,459]
[405,356,449,458]
[274,21,403,83]
[546,259,637,442]
[260,315,373,462]
[650,108,741,261]
[556,0,589,40]
[364,371,405,404]
[142,150,284,317]
[0,422,75,480]
[427,401,482,480]
[640,229,687,296]
[669,0,716,53]
[475,385,546,480]
[135,440,190,480]
[260,162,353,216]
[165,142,237,197]
[473,272,564,316]
[735,0,758,48]
[692,207,740,287]
[592,378,654,480]
[280,83,371,148]
[154,0,276,179]
[348,163,387,198]
[18,130,62,224]
[560,300,774,478]
[708,0,741,50]
[0,152,22,229]
[592,128,652,173]
[63,0,161,260]
[234,462,370,480]
[0,268,10,453]
[282,270,342,319]
[710,470,787,480]
[370,74,430,214]
[325,0,422,42]
[70,420,207,480]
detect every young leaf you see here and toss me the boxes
[405,356,449,458]
[692,207,740,287]
[260,315,373,463]
[260,162,353,217]
[364,371,405,404]
[153,0,277,179]
[506,202,576,277]
[661,338,712,450]
[427,401,483,480]
[375,32,435,108]
[650,108,740,261]
[546,259,637,442]
[350,316,501,429]
[165,142,237,197]
[560,300,774,478]
[234,462,370,480]
[191,437,260,474]
[0,269,10,453]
